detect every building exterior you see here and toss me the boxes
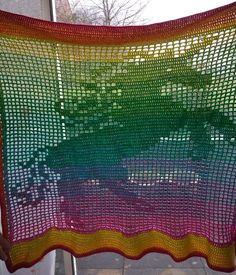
[56,0,73,22]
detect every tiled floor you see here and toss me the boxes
[55,250,236,275]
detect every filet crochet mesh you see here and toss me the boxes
[0,2,235,273]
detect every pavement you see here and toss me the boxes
[55,250,236,275]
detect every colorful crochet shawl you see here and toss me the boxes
[0,2,236,273]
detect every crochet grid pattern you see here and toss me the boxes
[0,2,235,273]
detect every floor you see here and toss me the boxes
[55,250,236,275]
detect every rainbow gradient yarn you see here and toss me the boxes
[0,2,236,273]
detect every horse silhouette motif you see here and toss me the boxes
[18,37,236,210]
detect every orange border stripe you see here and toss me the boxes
[6,229,236,273]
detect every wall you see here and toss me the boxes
[0,0,51,20]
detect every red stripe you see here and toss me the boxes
[0,1,235,45]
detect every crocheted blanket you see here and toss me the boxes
[0,2,235,273]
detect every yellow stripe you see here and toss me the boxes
[10,229,235,270]
[1,26,235,63]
